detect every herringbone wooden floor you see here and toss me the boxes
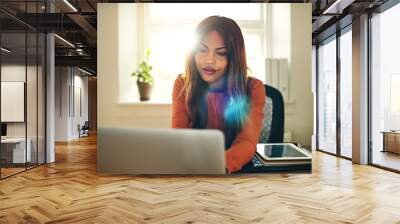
[1,134,400,224]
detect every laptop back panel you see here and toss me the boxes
[98,127,226,175]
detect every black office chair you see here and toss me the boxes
[259,84,285,143]
[79,121,90,138]
[239,84,286,173]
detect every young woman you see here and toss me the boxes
[172,16,266,174]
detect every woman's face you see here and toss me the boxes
[195,31,228,87]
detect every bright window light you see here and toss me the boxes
[149,3,262,21]
[138,3,266,102]
[391,74,400,115]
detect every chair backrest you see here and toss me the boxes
[258,84,285,143]
[82,121,90,129]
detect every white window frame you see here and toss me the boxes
[134,4,267,102]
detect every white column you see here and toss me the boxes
[352,14,369,164]
[46,33,55,163]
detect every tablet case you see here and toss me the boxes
[237,143,312,174]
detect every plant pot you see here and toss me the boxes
[137,82,153,101]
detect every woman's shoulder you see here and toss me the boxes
[247,77,265,94]
[173,74,186,99]
[173,74,186,88]
[248,77,263,86]
[247,77,265,105]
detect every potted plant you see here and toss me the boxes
[131,49,154,101]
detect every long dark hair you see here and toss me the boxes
[182,16,250,148]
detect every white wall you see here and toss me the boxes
[269,4,291,60]
[55,67,69,141]
[119,4,138,103]
[266,4,313,147]
[288,4,313,147]
[1,65,28,139]
[73,73,89,137]
[1,65,42,138]
[1,64,47,163]
[98,3,313,147]
[55,67,89,141]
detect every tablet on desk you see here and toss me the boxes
[256,143,311,162]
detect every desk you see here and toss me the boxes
[1,138,31,163]
[238,157,311,174]
[381,131,400,154]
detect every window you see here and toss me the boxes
[317,36,337,154]
[371,2,400,171]
[0,1,46,179]
[339,28,352,158]
[390,74,400,130]
[140,3,266,103]
[316,26,353,159]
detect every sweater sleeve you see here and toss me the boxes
[172,76,190,128]
[225,79,266,173]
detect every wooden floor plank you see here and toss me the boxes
[1,134,400,223]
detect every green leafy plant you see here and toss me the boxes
[131,49,154,85]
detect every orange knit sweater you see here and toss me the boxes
[172,76,266,173]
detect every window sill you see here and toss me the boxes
[118,101,172,106]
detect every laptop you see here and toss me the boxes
[97,127,226,175]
